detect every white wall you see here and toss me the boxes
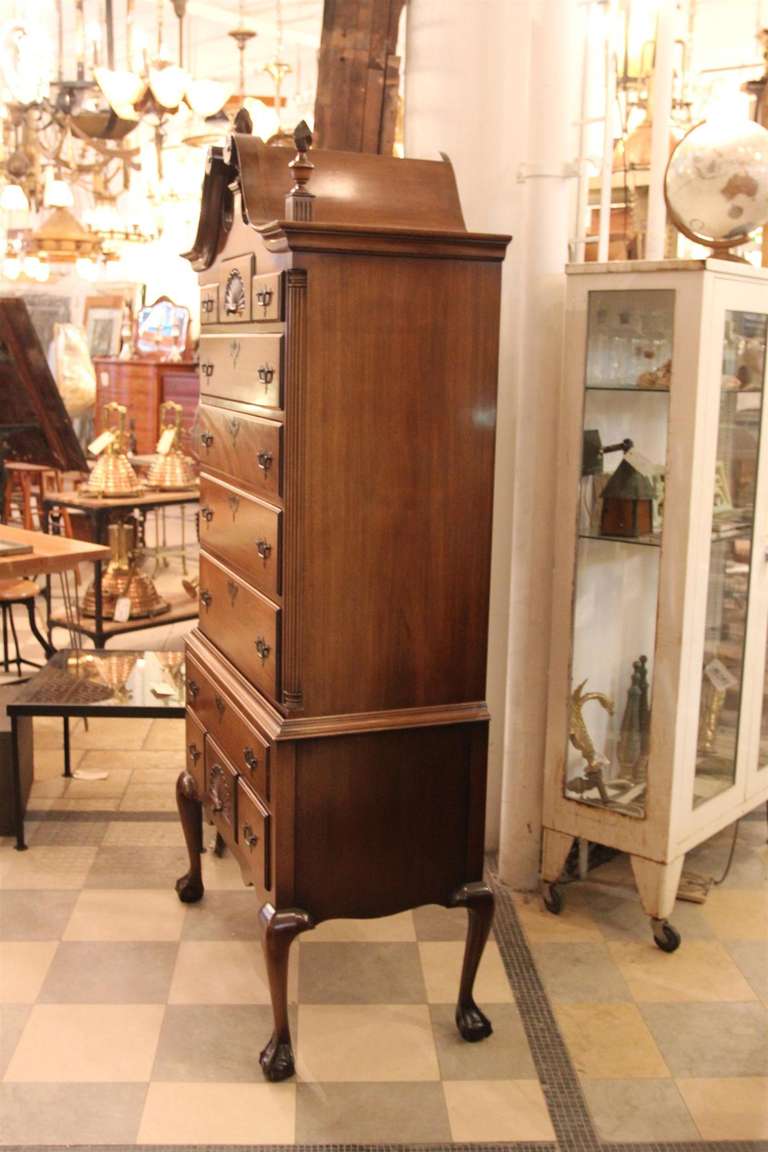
[405,0,579,885]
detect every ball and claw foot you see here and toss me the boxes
[542,882,563,915]
[175,871,204,904]
[259,1032,295,1081]
[456,1001,493,1042]
[652,917,681,953]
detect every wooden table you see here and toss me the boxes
[0,524,109,578]
[42,488,199,648]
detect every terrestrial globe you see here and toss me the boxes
[665,118,768,252]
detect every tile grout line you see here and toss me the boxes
[486,858,599,1152]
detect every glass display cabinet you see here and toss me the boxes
[542,260,768,951]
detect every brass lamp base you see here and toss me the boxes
[82,567,169,620]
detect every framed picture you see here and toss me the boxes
[86,307,123,358]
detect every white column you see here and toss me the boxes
[405,0,578,886]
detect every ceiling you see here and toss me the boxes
[0,0,323,106]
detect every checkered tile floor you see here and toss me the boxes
[0,715,767,1147]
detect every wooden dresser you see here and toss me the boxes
[93,358,198,454]
[175,124,510,1081]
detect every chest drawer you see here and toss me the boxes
[199,475,281,599]
[196,404,282,500]
[185,653,270,804]
[185,710,205,795]
[219,253,254,323]
[200,283,219,324]
[238,778,271,894]
[199,333,283,409]
[198,553,280,702]
[252,272,282,322]
[204,735,238,839]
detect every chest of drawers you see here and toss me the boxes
[174,124,510,1082]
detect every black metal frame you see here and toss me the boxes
[41,491,199,648]
[8,651,185,851]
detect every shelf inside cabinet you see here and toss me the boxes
[579,530,661,549]
[586,383,670,394]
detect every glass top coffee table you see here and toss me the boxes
[7,650,185,850]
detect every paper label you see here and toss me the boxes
[113,596,131,623]
[155,428,176,456]
[704,657,738,692]
[88,430,114,456]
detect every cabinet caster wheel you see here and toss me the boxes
[542,883,563,915]
[652,919,681,953]
[175,872,204,904]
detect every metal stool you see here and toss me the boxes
[0,579,54,677]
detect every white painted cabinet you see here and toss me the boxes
[542,259,768,950]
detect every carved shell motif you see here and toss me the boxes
[224,269,246,316]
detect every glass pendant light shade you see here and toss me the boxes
[243,98,280,141]
[148,64,189,111]
[186,79,231,118]
[0,183,30,212]
[44,177,74,208]
[95,68,144,119]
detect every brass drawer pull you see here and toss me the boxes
[187,679,200,698]
[187,742,200,762]
[257,364,275,390]
[256,288,273,309]
[201,362,214,377]
[200,590,212,609]
[255,637,271,662]
[202,297,215,313]
[242,822,259,847]
[257,451,273,474]
[200,506,214,522]
[200,431,214,449]
[243,746,259,772]
[256,539,272,561]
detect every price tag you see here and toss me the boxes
[155,428,176,456]
[704,658,738,693]
[113,596,131,623]
[87,430,114,456]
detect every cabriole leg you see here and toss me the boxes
[259,903,314,1081]
[175,769,204,903]
[449,881,494,1042]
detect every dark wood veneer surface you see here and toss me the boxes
[176,136,510,1082]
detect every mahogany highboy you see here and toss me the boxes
[176,126,510,1081]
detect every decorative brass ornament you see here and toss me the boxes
[146,401,196,490]
[82,520,169,620]
[568,680,615,803]
[85,402,142,497]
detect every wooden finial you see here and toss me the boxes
[285,120,315,221]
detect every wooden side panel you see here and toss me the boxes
[296,253,501,716]
[292,723,483,921]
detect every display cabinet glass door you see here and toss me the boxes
[692,309,767,809]
[565,290,674,818]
